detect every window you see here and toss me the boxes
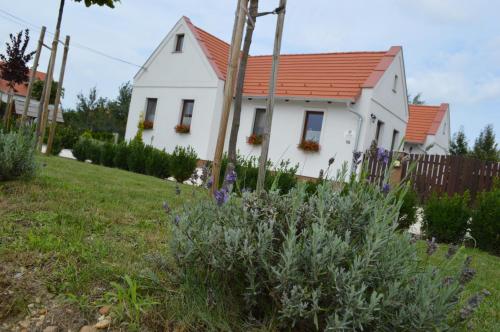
[375,120,384,145]
[252,108,266,136]
[145,98,157,123]
[174,34,184,52]
[390,129,399,151]
[302,111,324,142]
[392,74,398,93]
[180,100,194,127]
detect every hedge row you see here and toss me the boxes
[422,183,499,254]
[72,136,198,182]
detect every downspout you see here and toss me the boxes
[346,101,363,177]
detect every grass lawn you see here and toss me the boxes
[1,156,499,331]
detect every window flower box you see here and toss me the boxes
[247,134,263,145]
[143,120,154,130]
[298,140,320,152]
[175,124,190,134]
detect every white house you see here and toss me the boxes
[125,16,411,178]
[404,103,451,155]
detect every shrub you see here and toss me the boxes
[127,140,147,173]
[58,126,80,149]
[268,159,299,194]
[49,132,64,156]
[88,140,102,164]
[113,142,129,170]
[170,146,197,182]
[72,137,90,162]
[170,171,466,330]
[145,148,170,179]
[471,182,500,255]
[423,191,471,243]
[397,184,419,230]
[0,128,37,181]
[100,142,117,167]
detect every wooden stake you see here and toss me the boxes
[46,35,70,156]
[210,0,248,194]
[21,26,46,125]
[37,0,65,151]
[256,0,287,192]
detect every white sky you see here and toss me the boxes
[0,0,499,143]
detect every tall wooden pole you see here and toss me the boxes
[256,0,287,192]
[21,26,46,125]
[37,0,65,150]
[46,35,70,156]
[210,0,248,194]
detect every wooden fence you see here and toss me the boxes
[364,152,500,202]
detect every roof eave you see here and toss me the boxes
[242,94,355,104]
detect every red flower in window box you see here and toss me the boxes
[143,120,154,130]
[298,140,320,152]
[247,134,263,145]
[175,124,190,134]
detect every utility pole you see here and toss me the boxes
[37,0,65,150]
[210,0,248,194]
[256,0,287,192]
[21,26,46,125]
[46,35,70,156]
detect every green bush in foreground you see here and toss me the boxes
[0,128,37,181]
[471,182,500,255]
[397,185,418,230]
[423,191,471,244]
[170,169,467,330]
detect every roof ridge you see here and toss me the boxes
[250,50,388,58]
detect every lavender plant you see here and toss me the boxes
[170,163,469,330]
[0,128,37,181]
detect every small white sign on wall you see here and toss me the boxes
[344,130,354,144]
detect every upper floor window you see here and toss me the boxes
[302,111,324,142]
[391,129,399,151]
[375,120,384,145]
[392,74,399,93]
[180,99,194,127]
[252,108,266,136]
[145,98,157,123]
[174,34,185,52]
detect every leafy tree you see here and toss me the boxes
[472,124,498,162]
[107,82,132,137]
[0,29,35,125]
[74,0,119,7]
[449,127,469,156]
[31,79,61,104]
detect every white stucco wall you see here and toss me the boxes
[229,99,360,178]
[125,18,223,160]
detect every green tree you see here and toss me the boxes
[472,124,498,162]
[31,79,61,104]
[449,127,469,156]
[409,92,425,105]
[107,82,132,137]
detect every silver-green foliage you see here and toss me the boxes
[0,128,37,181]
[171,170,464,331]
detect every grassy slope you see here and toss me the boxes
[1,156,499,330]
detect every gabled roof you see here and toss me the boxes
[0,67,46,97]
[183,17,401,101]
[406,103,449,144]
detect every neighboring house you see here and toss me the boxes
[0,67,62,124]
[404,103,451,155]
[125,16,410,178]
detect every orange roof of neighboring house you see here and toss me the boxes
[406,103,449,144]
[184,17,401,101]
[0,68,46,97]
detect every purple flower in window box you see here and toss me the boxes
[225,169,237,185]
[214,188,229,206]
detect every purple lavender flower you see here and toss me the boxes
[162,201,171,214]
[328,157,335,166]
[174,215,180,225]
[377,148,390,165]
[445,244,459,259]
[352,151,362,166]
[382,183,390,194]
[426,237,438,256]
[225,170,237,185]
[206,177,214,189]
[214,188,229,206]
[175,184,181,195]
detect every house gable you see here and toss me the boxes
[133,17,220,86]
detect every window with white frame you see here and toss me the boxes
[302,111,324,142]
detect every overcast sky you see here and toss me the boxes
[0,0,498,143]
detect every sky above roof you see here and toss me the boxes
[0,0,498,144]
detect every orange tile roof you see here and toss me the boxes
[184,17,401,101]
[406,104,449,143]
[0,68,46,97]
